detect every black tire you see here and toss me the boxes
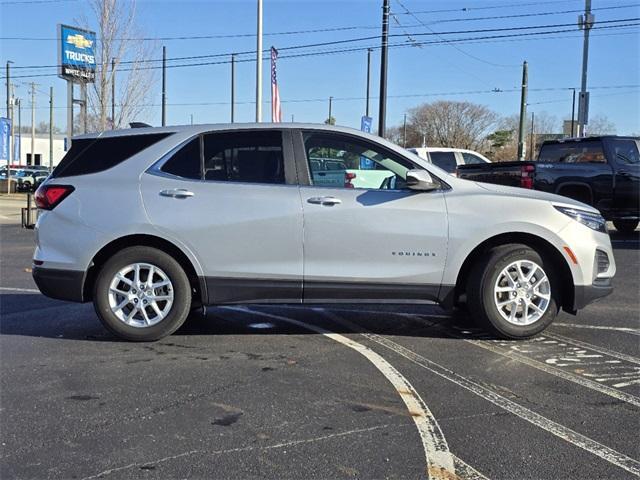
[93,246,192,341]
[613,219,639,234]
[467,243,560,339]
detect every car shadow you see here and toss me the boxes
[609,229,640,250]
[0,293,482,342]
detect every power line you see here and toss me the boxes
[8,17,639,73]
[4,22,638,80]
[391,0,583,15]
[23,84,639,110]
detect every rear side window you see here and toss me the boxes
[52,133,171,178]
[429,152,457,172]
[161,138,201,179]
[203,131,285,184]
[538,141,606,163]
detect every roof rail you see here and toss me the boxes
[129,122,152,128]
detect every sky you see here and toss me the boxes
[1,0,639,136]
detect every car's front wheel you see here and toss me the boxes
[467,244,560,339]
[93,246,192,341]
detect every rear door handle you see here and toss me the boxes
[307,196,342,206]
[160,188,195,199]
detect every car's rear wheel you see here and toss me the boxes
[467,244,560,339]
[613,219,639,234]
[93,246,192,341]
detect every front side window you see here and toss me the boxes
[462,152,487,165]
[304,132,415,189]
[538,141,606,163]
[203,131,285,184]
[429,152,458,172]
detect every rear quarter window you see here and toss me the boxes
[538,141,606,164]
[52,133,171,178]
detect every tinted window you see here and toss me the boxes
[304,132,416,189]
[538,141,606,163]
[612,139,639,165]
[461,152,487,165]
[161,138,201,179]
[52,133,171,178]
[429,152,457,172]
[203,131,285,184]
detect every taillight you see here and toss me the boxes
[520,164,535,189]
[34,184,75,210]
[344,172,356,188]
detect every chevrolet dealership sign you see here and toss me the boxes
[58,24,97,82]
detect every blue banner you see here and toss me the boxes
[0,117,11,163]
[360,115,374,169]
[58,24,97,82]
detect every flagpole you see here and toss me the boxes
[255,0,263,123]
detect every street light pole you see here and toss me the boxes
[111,57,116,129]
[570,88,576,137]
[328,96,333,124]
[161,46,167,126]
[231,53,236,123]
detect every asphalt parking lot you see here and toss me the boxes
[1,214,639,479]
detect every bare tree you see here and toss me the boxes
[79,0,157,132]
[586,114,617,135]
[405,101,498,151]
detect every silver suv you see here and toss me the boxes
[32,124,615,341]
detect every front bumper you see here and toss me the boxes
[573,278,613,310]
[32,266,86,302]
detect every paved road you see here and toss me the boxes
[1,223,638,479]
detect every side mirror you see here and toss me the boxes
[406,169,439,191]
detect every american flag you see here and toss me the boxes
[270,46,282,123]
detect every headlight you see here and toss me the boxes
[554,206,607,233]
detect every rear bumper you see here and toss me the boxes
[32,266,86,302]
[573,278,613,310]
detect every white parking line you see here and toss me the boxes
[224,307,476,480]
[554,323,640,336]
[0,287,40,293]
[319,310,640,477]
[545,332,640,365]
[465,339,640,407]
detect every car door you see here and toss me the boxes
[140,129,304,304]
[294,130,448,303]
[608,138,640,215]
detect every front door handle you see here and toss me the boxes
[160,188,195,199]
[307,196,342,206]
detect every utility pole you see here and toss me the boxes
[328,96,333,124]
[5,61,11,118]
[291,114,294,122]
[231,54,236,123]
[570,88,576,137]
[403,113,407,147]
[365,48,372,117]
[80,83,87,134]
[30,83,35,167]
[255,0,263,122]
[378,0,390,137]
[17,98,21,165]
[517,61,528,161]
[190,114,193,125]
[49,87,53,172]
[111,57,116,129]
[529,111,535,161]
[577,0,593,137]
[161,46,167,126]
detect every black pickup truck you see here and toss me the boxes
[457,136,640,233]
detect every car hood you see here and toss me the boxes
[473,181,600,213]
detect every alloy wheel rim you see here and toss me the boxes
[493,259,551,326]
[108,262,174,328]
